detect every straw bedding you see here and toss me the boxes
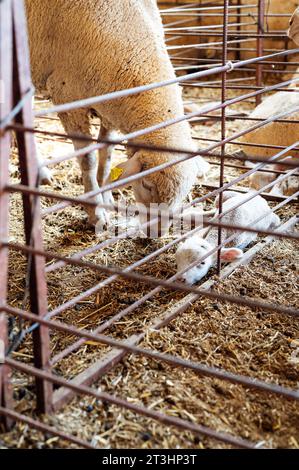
[1,82,298,449]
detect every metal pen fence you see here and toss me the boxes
[0,0,298,449]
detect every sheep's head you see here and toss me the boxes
[114,151,210,237]
[288,8,299,45]
[176,236,243,285]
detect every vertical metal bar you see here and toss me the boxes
[0,0,13,303]
[0,0,15,430]
[256,0,265,106]
[236,0,242,62]
[0,315,14,430]
[12,0,53,414]
[217,0,229,274]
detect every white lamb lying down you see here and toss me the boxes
[176,191,281,285]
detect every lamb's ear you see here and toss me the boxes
[220,247,243,262]
[111,154,142,186]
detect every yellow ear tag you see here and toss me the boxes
[110,166,124,182]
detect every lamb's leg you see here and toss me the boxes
[97,125,115,208]
[58,110,108,228]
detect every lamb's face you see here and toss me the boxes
[288,8,299,45]
[176,237,214,285]
[176,236,244,284]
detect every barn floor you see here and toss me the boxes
[2,79,299,449]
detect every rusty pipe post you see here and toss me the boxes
[256,0,265,105]
[12,0,53,414]
[0,315,14,431]
[217,0,230,275]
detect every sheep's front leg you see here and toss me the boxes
[77,146,108,227]
[58,111,108,228]
[97,125,115,208]
[37,154,53,185]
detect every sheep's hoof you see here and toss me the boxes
[39,166,53,185]
[89,208,109,228]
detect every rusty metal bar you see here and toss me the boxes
[11,0,52,413]
[3,306,299,402]
[7,139,299,228]
[217,0,229,275]
[33,48,299,118]
[1,0,299,449]
[4,217,299,319]
[4,356,257,449]
[0,315,14,431]
[0,0,14,431]
[0,407,95,449]
[0,85,34,131]
[51,213,298,409]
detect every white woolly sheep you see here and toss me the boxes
[176,191,280,284]
[25,0,209,229]
[236,87,299,195]
[288,6,299,45]
[238,90,299,162]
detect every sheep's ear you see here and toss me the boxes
[111,154,142,186]
[220,247,243,262]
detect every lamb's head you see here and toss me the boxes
[115,150,210,236]
[176,235,243,285]
[248,167,277,191]
[176,236,214,284]
[288,8,299,45]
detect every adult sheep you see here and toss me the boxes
[289,5,299,45]
[237,87,299,163]
[25,0,209,232]
[236,87,299,193]
[235,8,299,193]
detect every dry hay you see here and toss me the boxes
[2,77,299,449]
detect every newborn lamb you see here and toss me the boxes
[176,191,280,284]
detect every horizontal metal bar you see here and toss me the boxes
[0,85,34,131]
[53,213,298,410]
[4,356,256,449]
[0,406,95,449]
[4,232,299,318]
[33,49,299,118]
[4,307,299,402]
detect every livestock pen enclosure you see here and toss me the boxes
[0,0,298,449]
